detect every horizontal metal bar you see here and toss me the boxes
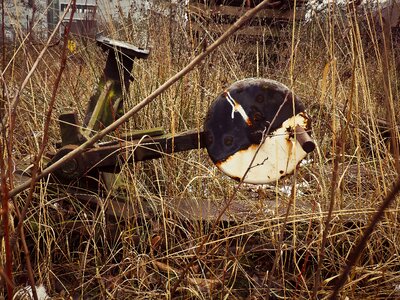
[51,130,207,179]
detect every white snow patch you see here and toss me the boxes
[279,181,310,197]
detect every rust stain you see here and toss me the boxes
[215,144,258,165]
[232,176,241,182]
[286,125,294,140]
[225,91,252,125]
[234,102,252,125]
[299,111,312,130]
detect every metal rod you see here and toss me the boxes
[295,125,315,153]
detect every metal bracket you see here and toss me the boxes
[82,35,150,136]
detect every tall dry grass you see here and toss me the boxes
[1,1,400,299]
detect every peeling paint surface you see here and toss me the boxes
[204,78,313,184]
[216,114,309,184]
[225,91,252,125]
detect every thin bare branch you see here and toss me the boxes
[0,0,76,130]
[329,177,400,299]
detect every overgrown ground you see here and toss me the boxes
[1,2,400,299]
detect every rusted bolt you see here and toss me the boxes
[253,111,263,122]
[63,159,79,175]
[49,145,87,180]
[256,94,264,103]
[224,136,233,146]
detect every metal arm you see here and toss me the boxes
[82,35,150,137]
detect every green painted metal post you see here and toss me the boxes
[82,35,150,137]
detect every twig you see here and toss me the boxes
[4,2,76,299]
[7,0,277,199]
[1,1,13,297]
[27,0,37,43]
[329,177,400,299]
[0,267,14,291]
[265,171,298,300]
[1,0,5,118]
[297,200,317,294]
[380,14,400,174]
[265,8,299,297]
[312,133,340,298]
[1,159,13,299]
[0,0,76,129]
[313,30,357,297]
[11,0,76,246]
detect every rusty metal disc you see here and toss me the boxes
[204,78,312,184]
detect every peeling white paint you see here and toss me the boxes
[225,91,251,124]
[217,114,310,184]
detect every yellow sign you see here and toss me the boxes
[68,40,76,53]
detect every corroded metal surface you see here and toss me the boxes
[50,130,206,181]
[204,78,313,184]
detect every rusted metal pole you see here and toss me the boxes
[295,125,315,153]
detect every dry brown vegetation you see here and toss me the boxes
[1,2,400,299]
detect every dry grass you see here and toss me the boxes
[1,2,400,299]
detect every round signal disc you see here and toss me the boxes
[204,78,312,184]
